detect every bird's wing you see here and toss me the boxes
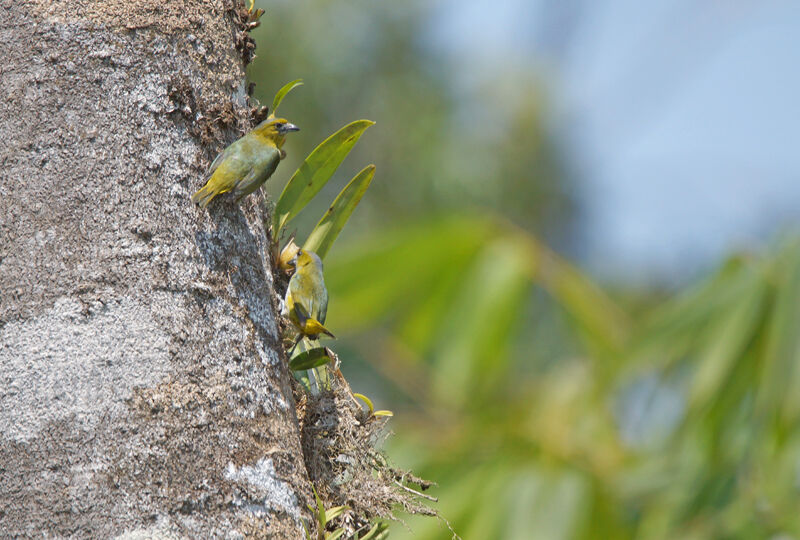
[232,144,281,199]
[255,144,281,181]
[318,290,328,325]
[206,142,237,178]
[292,302,311,326]
[288,276,312,322]
[231,167,258,199]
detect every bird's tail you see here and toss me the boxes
[303,318,335,339]
[191,184,216,208]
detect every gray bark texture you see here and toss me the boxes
[0,0,311,537]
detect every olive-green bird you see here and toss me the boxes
[282,249,335,353]
[191,116,299,208]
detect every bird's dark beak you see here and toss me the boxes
[281,123,300,133]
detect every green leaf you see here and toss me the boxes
[358,522,389,540]
[530,238,630,361]
[689,268,767,409]
[325,505,348,522]
[352,393,374,414]
[313,486,326,527]
[326,530,345,540]
[271,79,303,117]
[290,348,332,371]
[353,393,392,417]
[325,214,493,331]
[295,370,313,392]
[758,242,800,420]
[634,256,755,364]
[273,120,375,235]
[304,164,375,260]
[430,235,532,406]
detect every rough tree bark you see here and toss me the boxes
[0,0,311,537]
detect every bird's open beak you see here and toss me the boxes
[282,123,300,133]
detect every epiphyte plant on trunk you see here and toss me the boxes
[256,81,376,393]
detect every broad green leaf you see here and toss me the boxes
[325,214,494,331]
[352,393,374,414]
[304,164,375,260]
[397,247,479,354]
[530,237,630,361]
[273,120,375,235]
[758,242,800,420]
[689,268,767,409]
[290,348,332,371]
[271,79,303,117]
[634,256,755,364]
[430,235,532,406]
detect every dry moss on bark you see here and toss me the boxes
[292,368,439,538]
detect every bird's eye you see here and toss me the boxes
[275,123,284,130]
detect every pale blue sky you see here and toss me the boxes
[429,0,800,282]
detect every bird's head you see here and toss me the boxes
[290,249,323,273]
[254,116,300,147]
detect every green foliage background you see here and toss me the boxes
[249,1,800,538]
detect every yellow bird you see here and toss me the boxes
[191,116,299,208]
[282,249,335,353]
